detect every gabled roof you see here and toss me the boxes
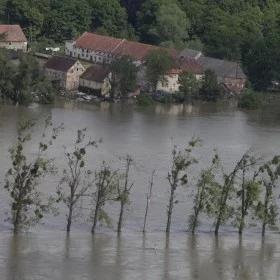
[75,32,124,54]
[0,25,27,42]
[74,32,177,62]
[45,56,78,72]
[80,65,110,82]
[198,56,246,80]
[176,57,204,74]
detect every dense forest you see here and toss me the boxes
[0,0,280,90]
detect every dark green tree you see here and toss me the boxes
[199,69,222,101]
[178,71,200,101]
[88,0,134,38]
[43,0,91,41]
[144,49,173,92]
[110,55,138,98]
[4,118,63,233]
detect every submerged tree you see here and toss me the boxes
[56,129,98,232]
[213,153,252,235]
[115,155,134,233]
[143,169,156,233]
[91,163,118,234]
[4,117,63,233]
[256,156,280,236]
[189,152,220,234]
[234,154,261,235]
[166,138,200,234]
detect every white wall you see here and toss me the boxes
[0,41,27,52]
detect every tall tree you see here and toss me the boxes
[56,129,98,232]
[144,49,173,92]
[178,71,200,101]
[199,69,222,102]
[91,162,118,234]
[115,155,134,233]
[4,118,63,233]
[256,156,280,236]
[189,152,219,234]
[110,56,138,98]
[166,138,200,234]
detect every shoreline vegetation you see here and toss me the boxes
[4,117,280,237]
[0,48,277,111]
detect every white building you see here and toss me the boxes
[0,25,27,52]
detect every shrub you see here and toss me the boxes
[136,93,154,106]
[238,90,263,110]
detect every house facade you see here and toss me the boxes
[79,65,111,96]
[0,25,27,52]
[197,56,246,94]
[65,32,175,66]
[157,58,204,93]
[44,56,85,91]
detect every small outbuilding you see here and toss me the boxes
[79,65,111,96]
[44,56,85,91]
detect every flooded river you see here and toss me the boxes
[0,99,280,279]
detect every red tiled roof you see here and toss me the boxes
[45,56,78,72]
[74,32,178,61]
[75,32,124,54]
[0,25,27,42]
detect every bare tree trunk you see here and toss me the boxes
[67,204,73,232]
[239,169,246,235]
[262,186,269,237]
[91,202,99,234]
[166,186,175,234]
[117,202,124,233]
[143,170,155,233]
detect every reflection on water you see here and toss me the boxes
[1,232,280,280]
[0,100,280,279]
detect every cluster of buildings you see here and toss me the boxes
[0,24,247,97]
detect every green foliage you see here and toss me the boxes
[115,155,134,233]
[43,0,91,42]
[238,90,263,110]
[178,71,200,101]
[166,137,201,233]
[110,56,138,98]
[189,152,220,233]
[136,93,154,106]
[256,156,280,236]
[145,49,174,92]
[199,69,222,102]
[56,128,98,232]
[4,117,63,233]
[88,0,134,38]
[91,162,119,233]
[0,50,55,105]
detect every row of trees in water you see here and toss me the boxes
[4,117,280,236]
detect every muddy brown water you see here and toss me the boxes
[0,99,280,279]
